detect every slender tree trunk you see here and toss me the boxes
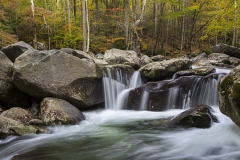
[131,0,146,56]
[124,0,129,47]
[83,0,87,52]
[30,0,37,49]
[94,0,100,32]
[73,0,77,20]
[67,0,71,34]
[86,0,90,52]
[180,1,185,55]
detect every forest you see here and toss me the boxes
[0,0,239,56]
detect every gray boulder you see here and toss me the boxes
[218,65,240,127]
[193,52,208,62]
[150,55,166,62]
[0,51,30,107]
[104,48,140,65]
[1,107,35,124]
[175,67,215,78]
[139,59,192,81]
[1,41,34,62]
[40,97,85,125]
[212,43,240,59]
[229,57,240,66]
[13,49,103,109]
[170,104,218,128]
[0,115,47,139]
[95,53,104,59]
[60,48,93,59]
[140,55,153,65]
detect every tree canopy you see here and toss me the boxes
[0,0,240,56]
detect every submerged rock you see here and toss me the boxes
[218,65,240,127]
[13,49,103,109]
[139,59,192,81]
[1,41,34,62]
[170,104,218,128]
[175,67,215,78]
[40,97,85,125]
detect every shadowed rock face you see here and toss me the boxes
[0,51,30,108]
[12,49,103,109]
[218,65,240,127]
[212,43,240,59]
[170,104,219,128]
[139,59,192,81]
[126,73,225,111]
[1,41,34,62]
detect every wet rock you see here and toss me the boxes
[208,53,229,61]
[13,49,103,109]
[139,59,192,81]
[0,51,30,107]
[212,43,240,59]
[40,97,85,125]
[150,55,166,62]
[0,115,47,138]
[218,65,240,127]
[1,107,35,124]
[93,59,108,65]
[123,62,141,70]
[175,67,216,78]
[126,73,224,111]
[60,48,93,59]
[170,104,218,128]
[1,41,34,62]
[104,48,140,66]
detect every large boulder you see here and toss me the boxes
[40,97,85,125]
[139,59,192,81]
[1,107,35,124]
[1,41,34,62]
[170,104,218,128]
[104,48,140,65]
[13,49,103,109]
[0,51,30,107]
[212,43,240,59]
[0,115,47,139]
[218,65,240,127]
[229,57,240,66]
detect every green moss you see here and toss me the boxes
[218,77,234,95]
[232,83,240,106]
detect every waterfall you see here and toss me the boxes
[126,73,226,111]
[103,67,144,110]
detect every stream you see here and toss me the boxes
[0,66,239,160]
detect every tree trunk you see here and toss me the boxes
[30,0,37,49]
[131,0,146,56]
[86,0,90,52]
[83,0,87,52]
[124,0,129,47]
[73,0,77,20]
[67,0,71,34]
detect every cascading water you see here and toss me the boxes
[103,67,144,110]
[2,67,240,160]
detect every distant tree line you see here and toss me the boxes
[0,0,239,56]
